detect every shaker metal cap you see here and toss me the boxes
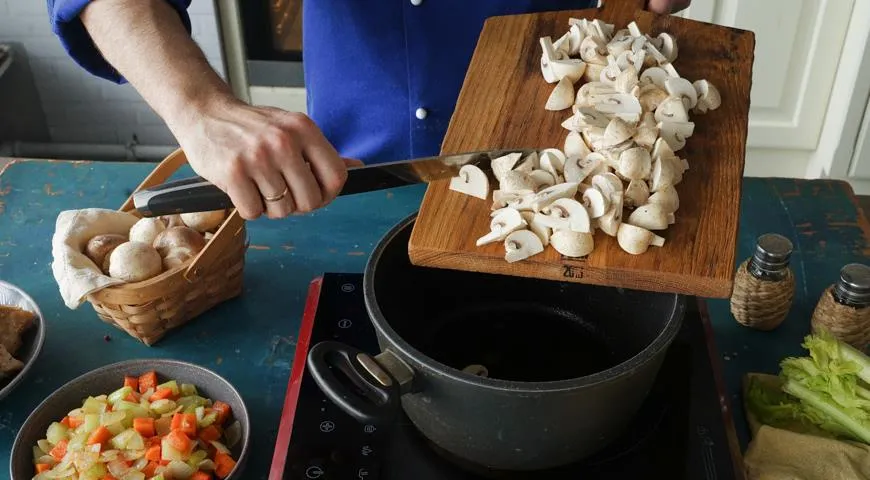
[752,233,793,271]
[835,263,870,306]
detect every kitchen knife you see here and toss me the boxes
[132,148,537,217]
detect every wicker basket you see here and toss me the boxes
[86,148,248,346]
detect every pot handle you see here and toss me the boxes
[307,341,402,425]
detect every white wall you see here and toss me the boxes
[0,0,224,146]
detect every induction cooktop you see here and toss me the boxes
[269,273,741,479]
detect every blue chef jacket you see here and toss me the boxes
[48,0,595,164]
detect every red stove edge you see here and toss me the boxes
[269,276,323,480]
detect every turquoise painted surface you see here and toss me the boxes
[0,161,867,474]
[0,160,425,478]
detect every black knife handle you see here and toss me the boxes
[134,177,233,217]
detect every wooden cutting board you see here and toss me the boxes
[407,0,755,298]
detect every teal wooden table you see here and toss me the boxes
[1,159,868,477]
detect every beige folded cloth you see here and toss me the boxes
[50,208,139,308]
[743,373,870,480]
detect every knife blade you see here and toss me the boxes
[132,148,537,217]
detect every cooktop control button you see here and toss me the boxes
[304,464,326,479]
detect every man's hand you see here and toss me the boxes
[646,0,692,14]
[172,95,351,219]
[80,0,352,220]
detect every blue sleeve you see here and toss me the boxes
[46,0,193,84]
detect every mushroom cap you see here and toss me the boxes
[582,186,610,218]
[636,84,669,113]
[583,63,606,83]
[594,93,642,117]
[627,203,670,230]
[657,32,678,62]
[567,24,585,56]
[693,79,722,111]
[624,179,650,209]
[490,207,525,232]
[648,185,680,213]
[649,157,678,192]
[614,64,639,94]
[571,106,611,128]
[85,233,127,273]
[657,121,695,151]
[529,170,556,190]
[563,153,601,183]
[652,137,677,161]
[654,96,689,123]
[596,192,624,236]
[180,209,226,233]
[617,147,652,181]
[617,223,665,255]
[665,77,698,110]
[539,150,566,178]
[546,77,575,111]
[640,67,669,88]
[591,172,624,197]
[522,211,552,246]
[550,230,595,258]
[152,226,206,257]
[531,182,580,211]
[545,198,591,233]
[580,36,608,65]
[129,217,167,246]
[500,171,537,193]
[108,241,164,283]
[504,229,545,263]
[575,83,617,108]
[564,131,592,159]
[601,116,637,147]
[491,152,523,182]
[449,164,490,200]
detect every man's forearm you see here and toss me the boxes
[80,0,234,130]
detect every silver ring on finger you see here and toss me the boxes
[263,186,289,202]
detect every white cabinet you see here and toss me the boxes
[675,0,866,178]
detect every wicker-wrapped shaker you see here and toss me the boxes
[86,148,248,346]
[729,233,795,331]
[811,263,870,351]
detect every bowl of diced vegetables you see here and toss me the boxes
[10,358,249,480]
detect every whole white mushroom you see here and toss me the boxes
[129,217,166,246]
[108,241,163,282]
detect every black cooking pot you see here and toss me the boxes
[307,213,685,471]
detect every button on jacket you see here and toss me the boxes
[48,0,595,164]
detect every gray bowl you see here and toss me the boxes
[0,279,46,402]
[10,359,250,479]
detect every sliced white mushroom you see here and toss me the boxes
[567,24,586,56]
[639,67,668,88]
[500,171,537,193]
[627,21,643,38]
[594,93,642,120]
[582,126,606,149]
[564,131,592,158]
[581,186,610,218]
[651,137,677,162]
[599,55,622,85]
[624,179,650,209]
[550,230,594,257]
[542,198,591,233]
[591,172,623,198]
[583,63,606,83]
[616,147,652,181]
[492,190,536,211]
[539,150,566,180]
[564,153,604,183]
[657,121,695,151]
[644,41,669,66]
[476,208,527,246]
[529,170,556,190]
[647,184,680,213]
[596,192,623,236]
[552,31,572,57]
[514,151,537,173]
[491,152,523,182]
[657,33,678,63]
[693,79,722,113]
[575,83,617,108]
[600,117,636,148]
[649,157,678,193]
[632,112,659,149]
[607,35,634,57]
[530,182,579,211]
[662,62,680,78]
[504,230,545,263]
[521,211,551,247]
[552,59,587,84]
[614,64,639,94]
[572,106,611,129]
[654,96,690,123]
[546,77,575,111]
[634,84,669,113]
[580,36,608,65]
[539,36,565,83]
[617,223,665,255]
[627,203,671,231]
[665,77,698,111]
[448,164,490,200]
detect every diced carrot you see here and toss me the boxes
[124,391,140,403]
[179,413,197,436]
[160,459,171,466]
[150,387,175,402]
[35,463,51,473]
[67,416,84,428]
[166,429,191,453]
[102,475,118,480]
[198,425,221,443]
[149,435,163,447]
[212,401,232,425]
[191,471,213,480]
[124,376,139,391]
[142,461,159,477]
[170,413,183,431]
[49,439,68,461]
[134,417,156,437]
[145,444,162,461]
[138,371,158,394]
[60,416,71,427]
[214,452,236,478]
[87,426,112,446]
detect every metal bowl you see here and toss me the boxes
[9,359,250,479]
[0,279,46,402]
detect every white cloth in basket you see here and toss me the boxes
[51,208,139,308]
